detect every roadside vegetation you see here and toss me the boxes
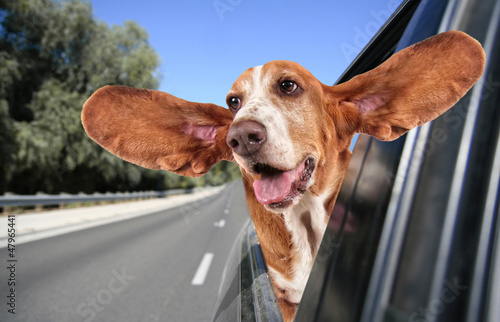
[0,0,240,195]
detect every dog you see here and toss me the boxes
[81,31,485,321]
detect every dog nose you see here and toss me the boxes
[226,121,267,156]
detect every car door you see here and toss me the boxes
[296,0,500,321]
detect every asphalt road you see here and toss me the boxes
[0,180,250,322]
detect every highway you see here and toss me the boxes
[0,180,250,322]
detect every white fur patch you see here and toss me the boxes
[268,266,304,304]
[269,189,331,304]
[233,66,298,169]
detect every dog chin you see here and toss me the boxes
[264,193,305,212]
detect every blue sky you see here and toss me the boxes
[91,0,404,108]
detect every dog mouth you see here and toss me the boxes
[252,157,315,209]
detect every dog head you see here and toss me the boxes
[82,31,485,212]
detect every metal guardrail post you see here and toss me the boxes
[3,192,13,214]
[35,192,45,212]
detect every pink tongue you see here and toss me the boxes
[253,170,296,205]
[253,160,307,205]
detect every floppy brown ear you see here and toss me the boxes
[328,30,486,141]
[82,85,234,177]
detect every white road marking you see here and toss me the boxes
[191,253,214,285]
[214,219,226,227]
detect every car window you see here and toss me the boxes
[388,1,500,321]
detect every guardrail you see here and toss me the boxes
[0,188,202,212]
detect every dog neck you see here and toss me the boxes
[240,146,351,306]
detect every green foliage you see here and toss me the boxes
[0,0,240,194]
[0,99,15,192]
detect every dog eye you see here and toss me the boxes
[280,80,298,93]
[227,97,241,112]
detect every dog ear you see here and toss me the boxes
[82,85,234,177]
[327,31,485,141]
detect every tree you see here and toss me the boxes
[0,0,239,194]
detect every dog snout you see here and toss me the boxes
[226,121,267,157]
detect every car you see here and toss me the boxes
[211,0,500,321]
